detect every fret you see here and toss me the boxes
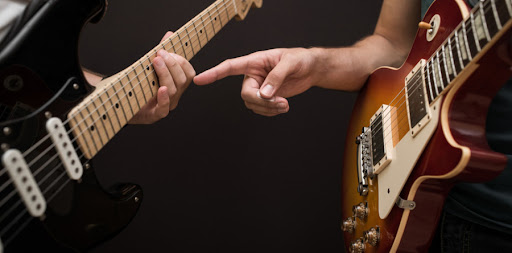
[496,0,512,28]
[458,24,473,62]
[192,21,204,49]
[465,18,480,57]
[121,75,143,111]
[472,7,489,49]
[105,86,128,125]
[78,109,101,154]
[438,50,450,87]
[116,78,138,117]
[141,57,156,100]
[428,60,438,97]
[482,1,499,39]
[492,0,503,29]
[206,9,217,34]
[170,36,185,57]
[72,116,94,158]
[432,55,443,94]
[176,32,191,60]
[425,64,435,104]
[214,1,225,26]
[114,80,135,119]
[210,7,222,32]
[184,25,199,56]
[200,16,210,42]
[443,43,457,78]
[130,65,148,105]
[84,103,108,148]
[90,97,112,141]
[222,0,231,24]
[97,91,120,134]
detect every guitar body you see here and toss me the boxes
[341,0,510,252]
[0,0,142,251]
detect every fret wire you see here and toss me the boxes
[184,27,196,57]
[447,38,458,76]
[480,2,492,41]
[461,22,473,61]
[223,0,231,23]
[440,47,451,83]
[97,93,117,135]
[90,98,111,141]
[492,0,503,29]
[144,56,156,98]
[435,52,445,90]
[215,1,225,26]
[77,110,99,155]
[176,32,189,60]
[12,1,237,169]
[506,0,512,17]
[207,9,216,34]
[470,11,482,52]
[131,65,148,104]
[107,86,129,124]
[425,63,435,103]
[121,76,142,111]
[140,58,153,100]
[117,78,136,117]
[199,16,210,42]
[192,21,203,49]
[84,105,106,148]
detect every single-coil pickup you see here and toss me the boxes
[1,149,46,217]
[46,117,83,180]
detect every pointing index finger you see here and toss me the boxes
[194,55,253,85]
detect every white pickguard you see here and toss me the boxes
[377,98,442,219]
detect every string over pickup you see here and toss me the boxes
[46,117,83,180]
[1,149,46,217]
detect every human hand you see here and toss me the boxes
[129,31,196,124]
[194,48,322,116]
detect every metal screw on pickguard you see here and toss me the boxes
[3,127,12,136]
[73,83,80,90]
[134,196,140,203]
[84,163,91,170]
[45,111,52,119]
[1,143,9,151]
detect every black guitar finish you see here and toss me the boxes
[0,0,142,252]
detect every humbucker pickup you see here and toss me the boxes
[405,59,432,137]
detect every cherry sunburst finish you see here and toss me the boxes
[341,0,511,252]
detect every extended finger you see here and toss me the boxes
[194,54,255,85]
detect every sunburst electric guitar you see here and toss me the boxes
[0,0,261,252]
[341,0,512,252]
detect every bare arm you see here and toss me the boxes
[194,0,421,116]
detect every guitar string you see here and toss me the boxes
[0,0,236,223]
[19,0,236,160]
[0,0,500,239]
[365,2,496,145]
[0,0,235,179]
[0,4,236,204]
[0,0,235,183]
[0,0,238,241]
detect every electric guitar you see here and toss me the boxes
[0,0,262,252]
[341,0,511,252]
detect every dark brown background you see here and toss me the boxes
[79,0,382,252]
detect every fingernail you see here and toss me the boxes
[261,84,274,97]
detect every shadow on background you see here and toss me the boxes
[79,0,382,252]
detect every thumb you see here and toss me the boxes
[259,58,294,99]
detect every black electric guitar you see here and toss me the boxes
[0,0,262,252]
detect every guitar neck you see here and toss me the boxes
[68,0,238,159]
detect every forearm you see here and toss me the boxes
[310,34,410,91]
